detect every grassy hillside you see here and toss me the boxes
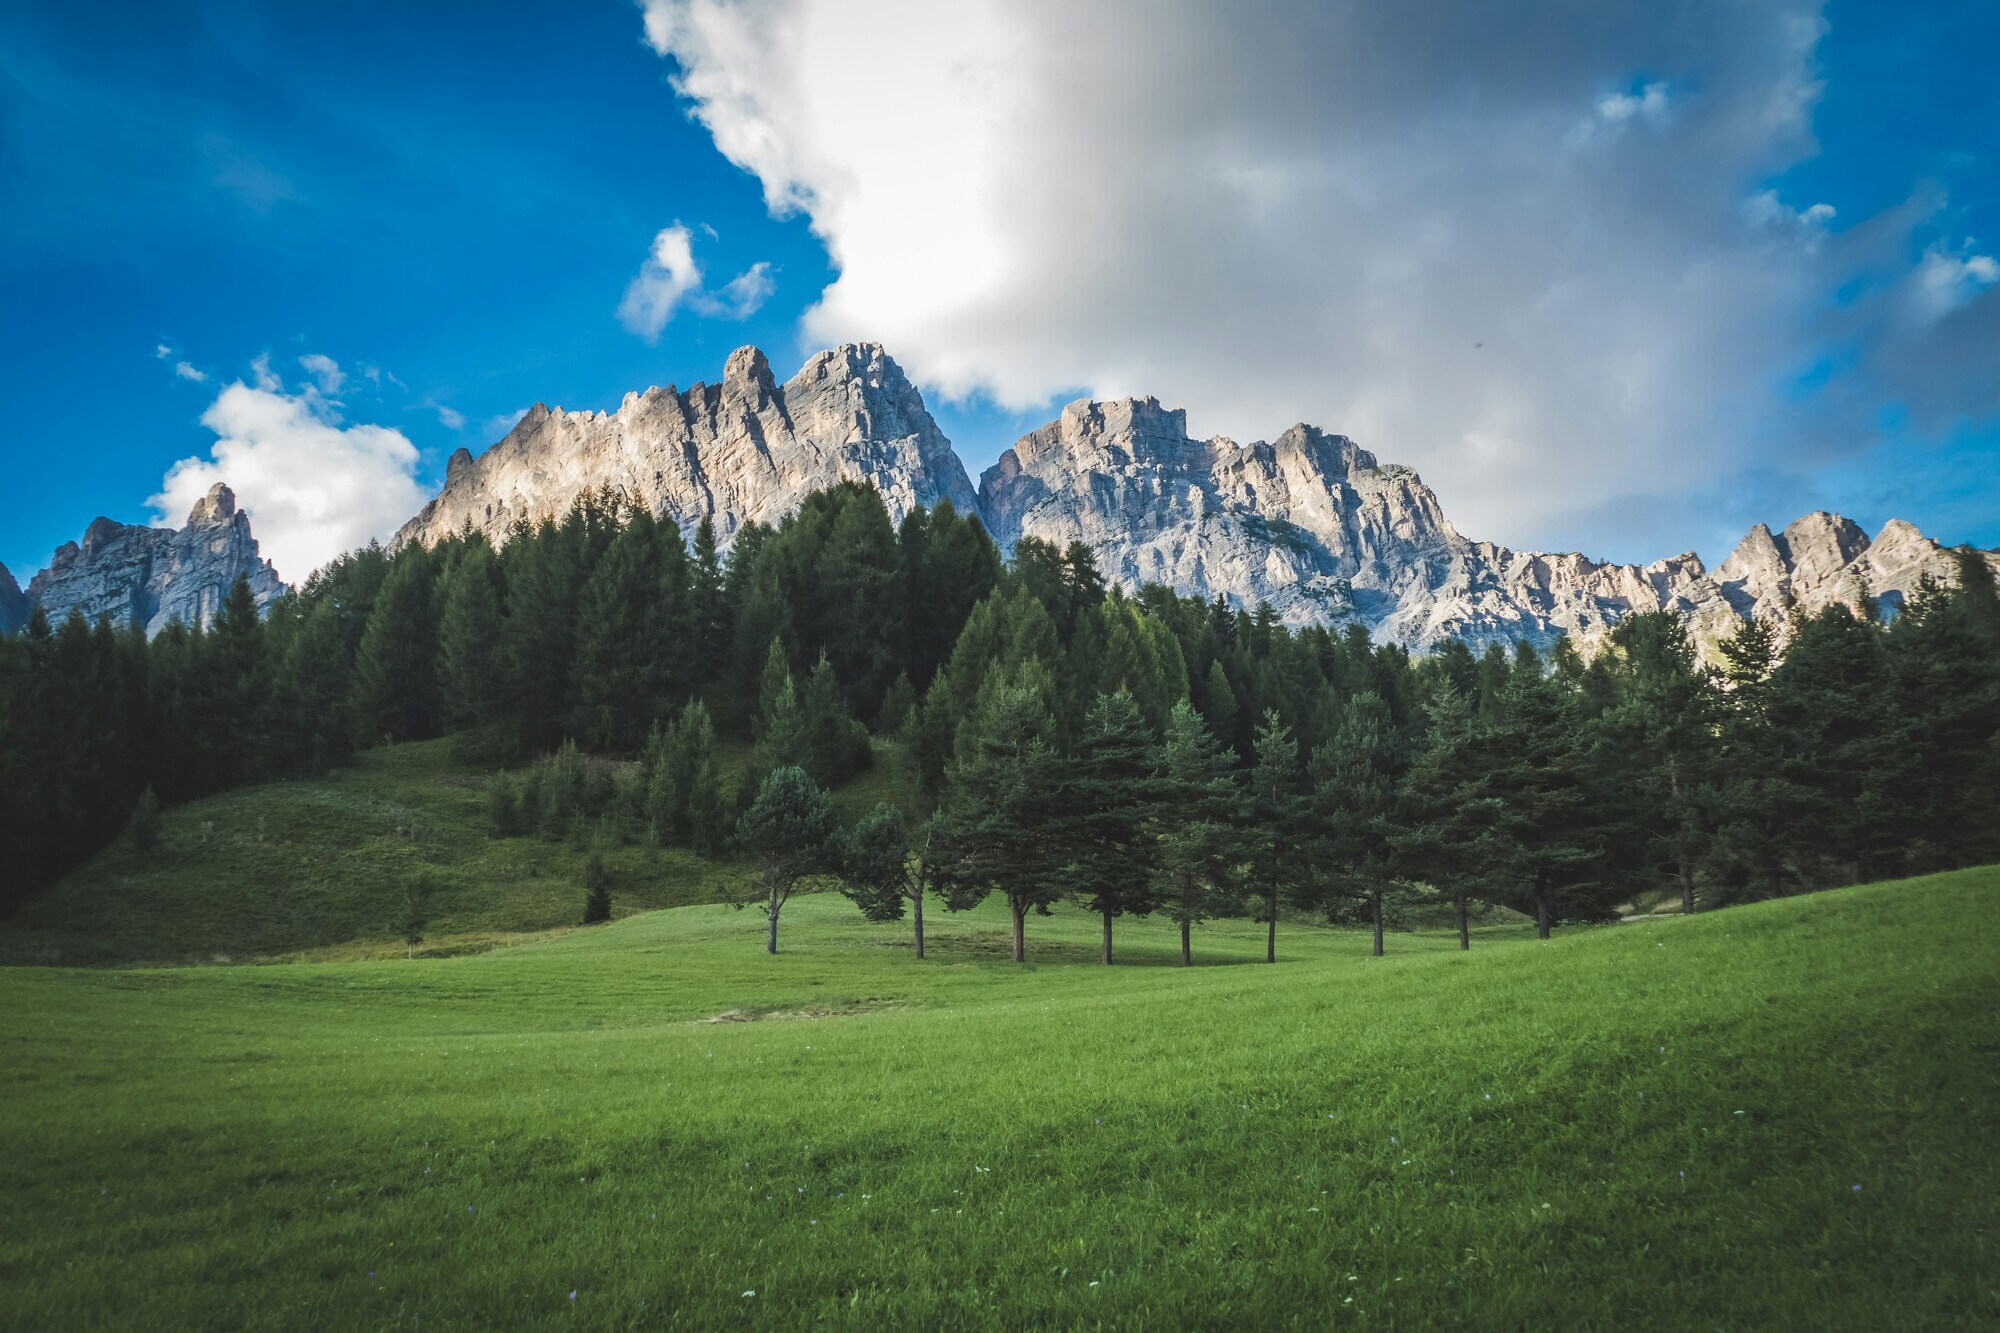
[0,735,915,966]
[2,869,1994,1329]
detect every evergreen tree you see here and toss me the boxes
[1248,709,1306,963]
[582,852,612,923]
[1154,699,1248,965]
[690,514,729,679]
[1394,689,1501,950]
[1057,691,1164,964]
[435,540,506,734]
[351,553,439,745]
[735,765,838,953]
[126,785,162,852]
[839,804,935,957]
[931,679,1067,962]
[1309,690,1411,956]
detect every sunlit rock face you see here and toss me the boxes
[394,344,978,552]
[391,341,1998,653]
[23,484,284,636]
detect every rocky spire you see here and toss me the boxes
[21,486,284,636]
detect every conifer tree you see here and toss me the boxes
[735,765,838,953]
[931,678,1067,963]
[435,540,505,734]
[690,514,729,679]
[351,553,439,745]
[840,804,935,957]
[1248,709,1305,963]
[1057,691,1164,964]
[1309,690,1411,956]
[1154,699,1248,965]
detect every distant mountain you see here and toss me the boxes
[395,343,978,551]
[979,394,2000,648]
[21,483,284,636]
[389,342,2000,650]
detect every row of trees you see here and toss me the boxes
[5,479,1998,948]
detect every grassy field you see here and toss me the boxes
[0,736,915,966]
[2,867,1994,1329]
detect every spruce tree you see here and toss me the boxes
[1154,699,1248,965]
[1309,690,1411,956]
[1248,709,1305,963]
[735,765,838,953]
[930,678,1067,963]
[351,553,439,745]
[1057,691,1164,964]
[435,540,506,735]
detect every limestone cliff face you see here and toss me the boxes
[394,344,978,551]
[386,342,1995,651]
[978,395,1997,649]
[977,396,1746,649]
[23,484,284,636]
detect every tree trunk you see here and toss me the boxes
[1371,889,1384,957]
[1678,858,1696,917]
[1010,897,1026,963]
[767,896,780,954]
[1181,918,1192,967]
[1535,887,1551,940]
[1101,910,1113,965]
[913,887,925,959]
[1266,894,1278,964]
[1457,896,1469,951]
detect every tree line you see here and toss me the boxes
[3,480,1997,959]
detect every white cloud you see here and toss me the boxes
[1596,81,1673,125]
[481,407,533,439]
[298,352,346,396]
[617,223,775,340]
[249,353,282,392]
[642,0,1991,558]
[436,405,466,430]
[173,361,207,383]
[619,225,704,339]
[693,261,775,319]
[154,344,172,359]
[150,371,426,582]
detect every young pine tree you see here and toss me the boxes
[735,766,838,954]
[1154,699,1248,966]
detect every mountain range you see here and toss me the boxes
[10,345,1996,648]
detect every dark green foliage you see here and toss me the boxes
[582,853,611,924]
[930,679,1068,962]
[1057,691,1164,963]
[735,766,838,953]
[838,803,935,957]
[1154,700,1248,964]
[11,476,2000,933]
[126,786,161,852]
[434,538,505,733]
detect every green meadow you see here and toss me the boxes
[3,867,1995,1330]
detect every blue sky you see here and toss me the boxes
[2,0,1995,584]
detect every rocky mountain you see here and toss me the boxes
[395,343,978,551]
[977,394,1998,649]
[22,483,285,636]
[390,343,1996,652]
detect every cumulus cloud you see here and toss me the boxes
[173,361,207,383]
[643,0,1996,558]
[150,363,426,582]
[436,405,467,431]
[617,223,774,340]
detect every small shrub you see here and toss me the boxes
[582,854,611,923]
[126,787,162,852]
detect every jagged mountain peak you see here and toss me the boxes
[396,343,976,551]
[20,484,283,637]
